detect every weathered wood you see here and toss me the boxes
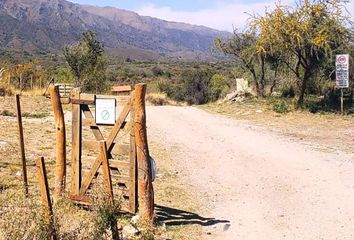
[129,92,137,213]
[83,140,130,155]
[79,100,131,196]
[70,98,95,105]
[69,194,92,205]
[71,88,82,195]
[109,160,130,169]
[15,94,28,197]
[100,141,114,204]
[134,83,154,221]
[81,105,104,141]
[36,157,57,240]
[49,85,66,196]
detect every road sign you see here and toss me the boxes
[336,54,349,88]
[95,98,116,125]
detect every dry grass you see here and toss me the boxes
[0,95,203,239]
[146,93,185,106]
[200,99,354,154]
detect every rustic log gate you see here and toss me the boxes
[69,88,137,213]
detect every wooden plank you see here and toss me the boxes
[83,140,130,155]
[79,99,131,196]
[69,194,92,206]
[82,118,96,127]
[109,160,130,169]
[100,141,114,204]
[15,94,28,197]
[81,105,104,141]
[71,98,95,105]
[36,157,58,240]
[49,85,66,196]
[129,91,137,213]
[71,88,82,195]
[111,85,132,93]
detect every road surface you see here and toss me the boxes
[147,106,354,240]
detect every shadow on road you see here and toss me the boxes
[155,204,230,227]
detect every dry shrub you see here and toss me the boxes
[0,84,14,96]
[146,93,180,106]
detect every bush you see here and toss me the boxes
[281,85,296,98]
[273,100,289,113]
[210,73,229,101]
[151,66,164,76]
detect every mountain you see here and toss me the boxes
[0,0,231,61]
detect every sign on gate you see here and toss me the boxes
[336,54,349,88]
[95,98,116,125]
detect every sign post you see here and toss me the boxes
[336,54,349,114]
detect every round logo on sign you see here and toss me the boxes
[101,110,110,120]
[337,56,347,64]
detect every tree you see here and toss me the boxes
[63,31,107,92]
[215,31,267,97]
[250,0,352,106]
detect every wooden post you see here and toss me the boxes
[49,85,66,196]
[134,83,154,222]
[36,157,57,240]
[15,94,28,197]
[129,92,137,213]
[71,88,82,195]
[100,141,114,204]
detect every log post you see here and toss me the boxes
[15,94,28,197]
[49,85,66,196]
[134,83,154,222]
[36,157,57,240]
[71,88,82,195]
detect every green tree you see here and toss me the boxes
[63,31,107,92]
[215,32,267,97]
[53,67,75,83]
[250,0,352,106]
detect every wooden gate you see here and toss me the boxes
[69,89,137,213]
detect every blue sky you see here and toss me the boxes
[70,0,354,32]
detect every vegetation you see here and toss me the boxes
[63,31,108,93]
[215,0,353,108]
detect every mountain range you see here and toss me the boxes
[0,0,231,61]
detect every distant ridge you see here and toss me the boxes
[0,0,231,60]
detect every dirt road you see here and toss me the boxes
[147,106,354,240]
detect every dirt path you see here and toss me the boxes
[147,106,354,240]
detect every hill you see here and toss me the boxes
[0,0,231,61]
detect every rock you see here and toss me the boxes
[226,92,238,101]
[15,171,22,177]
[123,224,139,236]
[256,109,263,113]
[131,214,139,224]
[223,223,231,232]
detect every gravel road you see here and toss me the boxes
[147,106,354,240]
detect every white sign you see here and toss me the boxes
[95,98,116,125]
[336,54,349,88]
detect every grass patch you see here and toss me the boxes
[22,112,50,118]
[0,110,15,117]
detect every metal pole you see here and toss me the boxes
[341,88,344,115]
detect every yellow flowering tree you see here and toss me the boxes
[250,0,352,106]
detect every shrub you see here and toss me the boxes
[281,85,296,98]
[151,66,164,76]
[210,73,229,101]
[273,100,289,113]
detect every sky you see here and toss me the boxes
[70,0,354,32]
